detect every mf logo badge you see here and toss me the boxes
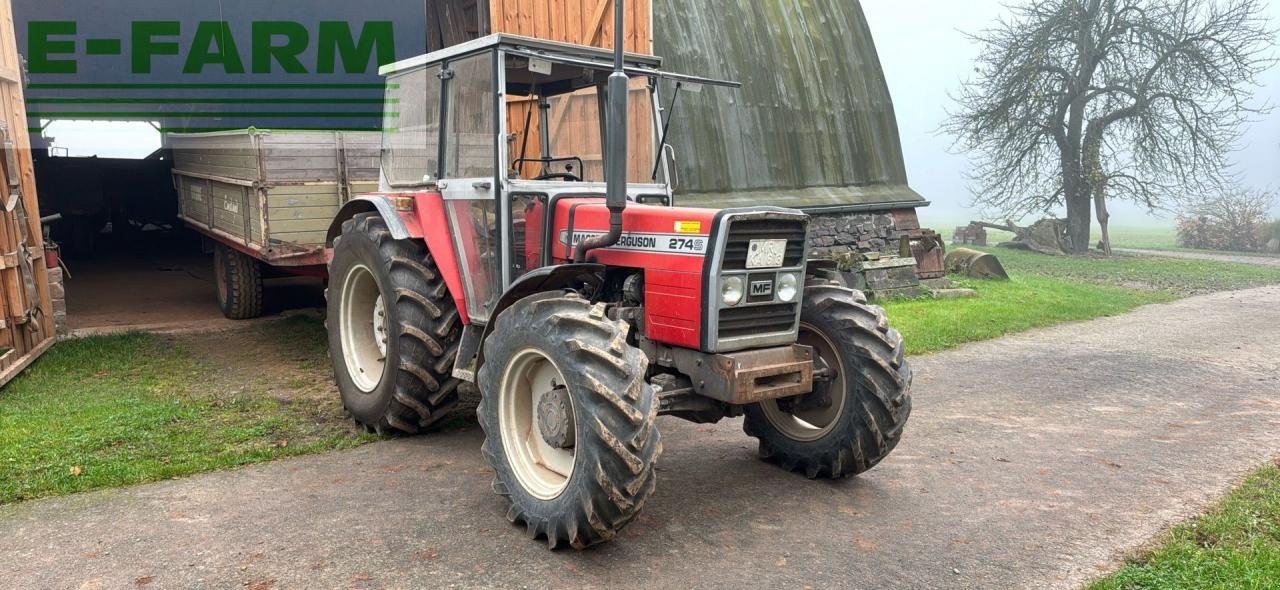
[750,280,774,298]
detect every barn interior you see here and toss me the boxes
[32,130,324,334]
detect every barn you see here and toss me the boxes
[7,0,940,368]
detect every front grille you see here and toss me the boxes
[718,303,799,340]
[721,219,808,271]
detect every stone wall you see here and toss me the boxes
[48,266,67,338]
[806,207,948,297]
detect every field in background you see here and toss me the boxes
[920,213,1280,255]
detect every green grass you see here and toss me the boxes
[883,276,1173,356]
[0,324,372,505]
[1089,463,1280,590]
[882,245,1280,355]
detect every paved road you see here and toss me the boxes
[1119,248,1280,268]
[3,287,1279,590]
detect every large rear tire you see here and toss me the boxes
[214,243,264,320]
[328,212,463,435]
[744,283,912,479]
[477,293,661,549]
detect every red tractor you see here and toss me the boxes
[325,8,911,549]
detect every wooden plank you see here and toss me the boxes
[0,0,53,386]
[0,336,51,387]
[585,0,612,46]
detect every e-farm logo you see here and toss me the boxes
[28,20,396,75]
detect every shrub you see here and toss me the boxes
[1176,189,1276,252]
[1264,219,1280,251]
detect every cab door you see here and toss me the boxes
[0,0,54,387]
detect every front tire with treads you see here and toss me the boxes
[328,212,463,435]
[477,293,661,550]
[744,283,912,479]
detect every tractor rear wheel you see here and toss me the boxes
[744,283,912,479]
[328,212,463,435]
[477,293,661,549]
[214,243,264,320]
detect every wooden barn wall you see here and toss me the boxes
[487,0,652,53]
[652,0,921,209]
[0,0,54,386]
[490,0,655,182]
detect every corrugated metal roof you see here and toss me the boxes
[653,0,925,209]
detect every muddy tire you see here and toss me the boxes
[744,283,912,479]
[328,212,463,435]
[214,243,264,320]
[477,293,661,549]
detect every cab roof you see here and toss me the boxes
[380,34,662,77]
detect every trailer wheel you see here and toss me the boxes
[214,243,264,320]
[328,212,463,435]
[744,283,912,479]
[477,293,661,549]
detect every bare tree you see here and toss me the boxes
[946,0,1275,254]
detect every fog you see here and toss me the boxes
[862,0,1280,226]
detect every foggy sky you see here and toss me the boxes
[862,0,1280,224]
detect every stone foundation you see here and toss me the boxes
[807,208,947,297]
[48,266,67,338]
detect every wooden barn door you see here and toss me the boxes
[0,0,54,387]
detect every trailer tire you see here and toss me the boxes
[477,293,661,549]
[744,283,912,479]
[328,212,463,435]
[214,243,264,320]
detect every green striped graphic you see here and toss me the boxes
[27,111,397,119]
[28,83,393,90]
[28,97,398,104]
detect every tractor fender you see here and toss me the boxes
[463,264,606,377]
[326,193,471,326]
[326,197,416,246]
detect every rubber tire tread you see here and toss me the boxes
[744,283,912,479]
[477,293,661,550]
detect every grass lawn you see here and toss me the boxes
[882,246,1280,355]
[1088,462,1280,590]
[0,317,373,505]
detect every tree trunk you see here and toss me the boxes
[1095,192,1112,255]
[1062,161,1092,254]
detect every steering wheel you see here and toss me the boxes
[535,171,581,182]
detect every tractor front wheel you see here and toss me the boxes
[477,293,661,549]
[744,283,912,479]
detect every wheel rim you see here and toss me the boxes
[499,348,576,500]
[339,264,387,393]
[761,322,847,442]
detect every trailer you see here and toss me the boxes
[169,129,380,318]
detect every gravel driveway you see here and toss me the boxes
[2,286,1278,589]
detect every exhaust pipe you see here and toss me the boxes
[576,0,629,262]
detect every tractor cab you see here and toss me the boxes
[377,34,736,323]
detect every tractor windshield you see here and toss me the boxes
[505,61,660,185]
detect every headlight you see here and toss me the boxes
[721,276,744,306]
[777,273,799,303]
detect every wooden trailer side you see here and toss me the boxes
[0,0,54,387]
